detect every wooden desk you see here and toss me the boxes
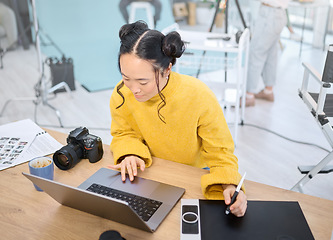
[0,129,332,239]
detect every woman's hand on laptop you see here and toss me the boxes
[108,155,145,181]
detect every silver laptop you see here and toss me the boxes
[22,167,185,232]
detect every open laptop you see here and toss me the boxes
[22,167,185,232]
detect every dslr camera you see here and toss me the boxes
[53,127,103,170]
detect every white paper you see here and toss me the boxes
[0,134,35,170]
[0,119,63,170]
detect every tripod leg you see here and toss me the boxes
[0,52,3,69]
[0,99,12,116]
[44,102,64,127]
[235,0,247,29]
[48,82,72,97]
[196,0,223,78]
[0,97,36,117]
[0,46,4,69]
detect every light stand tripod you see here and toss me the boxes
[196,0,247,78]
[0,0,71,127]
[224,0,247,36]
[0,43,4,69]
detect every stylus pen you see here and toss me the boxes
[225,172,246,215]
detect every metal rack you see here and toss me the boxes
[179,51,238,73]
[175,29,250,144]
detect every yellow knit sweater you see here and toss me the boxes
[110,71,243,199]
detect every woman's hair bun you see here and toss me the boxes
[119,21,149,42]
[162,31,185,59]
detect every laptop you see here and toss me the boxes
[22,167,185,232]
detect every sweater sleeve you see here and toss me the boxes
[197,92,244,199]
[109,86,152,167]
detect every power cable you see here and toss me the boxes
[241,122,331,153]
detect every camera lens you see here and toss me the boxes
[53,144,83,170]
[56,153,70,166]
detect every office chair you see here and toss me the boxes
[291,44,333,192]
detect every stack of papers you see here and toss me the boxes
[0,119,63,171]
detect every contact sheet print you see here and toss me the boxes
[0,135,35,170]
[0,119,63,171]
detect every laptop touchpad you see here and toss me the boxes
[110,176,159,198]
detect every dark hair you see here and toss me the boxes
[116,21,185,123]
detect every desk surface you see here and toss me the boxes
[0,129,332,240]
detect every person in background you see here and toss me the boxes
[0,3,18,50]
[245,0,291,106]
[118,0,162,27]
[109,21,247,217]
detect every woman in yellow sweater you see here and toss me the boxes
[109,21,247,217]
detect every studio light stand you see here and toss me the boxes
[196,0,247,78]
[224,0,247,36]
[0,43,4,69]
[0,0,71,127]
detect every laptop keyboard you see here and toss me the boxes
[86,183,162,222]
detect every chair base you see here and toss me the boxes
[298,165,333,174]
[291,151,333,192]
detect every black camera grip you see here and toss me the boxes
[87,138,104,163]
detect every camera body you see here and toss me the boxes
[53,127,103,170]
[67,127,103,162]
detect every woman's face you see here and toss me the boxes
[119,53,168,102]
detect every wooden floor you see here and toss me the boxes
[0,28,332,201]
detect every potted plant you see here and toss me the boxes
[196,0,225,27]
[196,0,216,26]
